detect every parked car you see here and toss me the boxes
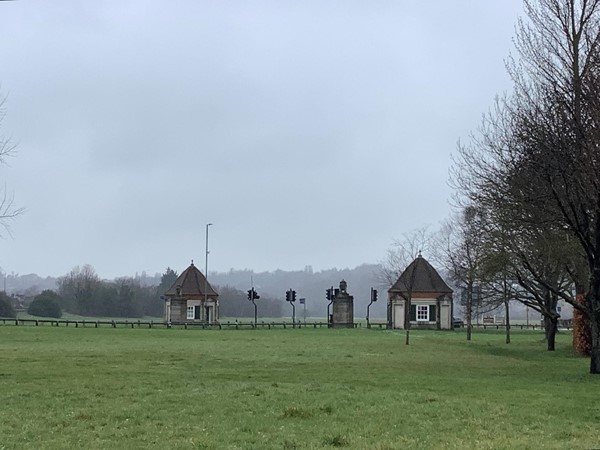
[453,317,465,328]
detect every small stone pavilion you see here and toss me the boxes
[163,262,219,323]
[388,253,453,330]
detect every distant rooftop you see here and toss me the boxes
[388,254,452,295]
[164,262,218,297]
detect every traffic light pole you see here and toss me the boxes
[367,287,375,328]
[285,289,296,327]
[248,287,259,326]
[367,288,378,328]
[326,286,333,328]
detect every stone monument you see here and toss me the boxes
[332,279,354,328]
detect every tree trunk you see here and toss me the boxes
[405,329,410,345]
[545,315,558,352]
[466,283,473,341]
[573,291,591,355]
[504,298,511,344]
[590,318,600,374]
[589,263,600,373]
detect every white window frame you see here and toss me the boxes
[186,306,195,320]
[416,305,429,322]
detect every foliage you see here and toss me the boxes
[0,327,597,449]
[0,291,15,317]
[28,290,62,318]
[56,265,165,318]
[56,265,101,315]
[157,267,177,295]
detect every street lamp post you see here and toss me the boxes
[205,223,213,322]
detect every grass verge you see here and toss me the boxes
[0,326,596,449]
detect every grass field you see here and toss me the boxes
[0,326,598,449]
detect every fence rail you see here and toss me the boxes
[0,318,394,329]
[0,317,565,331]
[0,318,352,329]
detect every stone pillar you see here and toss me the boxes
[332,280,354,328]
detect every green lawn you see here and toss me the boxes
[0,326,598,449]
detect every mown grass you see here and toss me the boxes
[0,326,598,449]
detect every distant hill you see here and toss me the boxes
[2,272,58,296]
[208,264,387,319]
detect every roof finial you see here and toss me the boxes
[418,250,422,258]
[191,259,194,266]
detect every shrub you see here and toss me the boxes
[28,290,62,318]
[0,294,15,317]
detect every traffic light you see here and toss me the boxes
[371,288,378,302]
[292,290,297,302]
[253,289,260,300]
[247,289,253,301]
[286,290,291,302]
[326,289,331,300]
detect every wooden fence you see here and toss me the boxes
[0,318,385,330]
[0,317,563,331]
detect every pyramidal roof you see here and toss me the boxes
[389,254,452,295]
[164,262,218,298]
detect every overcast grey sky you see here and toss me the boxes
[0,1,523,279]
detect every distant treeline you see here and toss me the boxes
[0,266,290,319]
[217,286,282,318]
[2,263,387,319]
[54,265,168,318]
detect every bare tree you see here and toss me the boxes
[438,207,489,341]
[57,265,101,315]
[0,93,23,235]
[378,227,432,286]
